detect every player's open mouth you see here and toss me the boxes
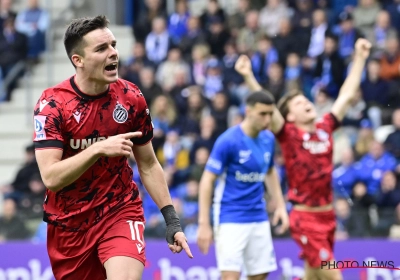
[104,62,118,72]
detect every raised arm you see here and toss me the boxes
[235,55,285,134]
[331,39,371,122]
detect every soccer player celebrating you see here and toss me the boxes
[33,15,192,280]
[197,91,289,280]
[234,39,371,280]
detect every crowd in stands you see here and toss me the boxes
[2,0,400,243]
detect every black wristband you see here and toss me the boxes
[160,204,183,244]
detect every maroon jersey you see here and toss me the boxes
[276,113,340,207]
[33,76,153,232]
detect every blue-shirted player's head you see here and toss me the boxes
[244,91,275,132]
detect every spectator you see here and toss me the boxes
[206,92,229,136]
[137,66,163,106]
[333,147,358,198]
[179,16,207,60]
[384,109,400,160]
[354,119,375,157]
[189,116,216,164]
[203,58,225,100]
[389,204,400,239]
[291,0,314,36]
[15,0,49,60]
[145,16,171,65]
[355,140,397,195]
[273,18,299,66]
[0,0,16,28]
[264,63,285,102]
[307,9,329,58]
[0,14,28,102]
[190,44,210,86]
[251,35,279,84]
[236,10,264,54]
[168,0,190,45]
[19,173,45,220]
[133,0,167,42]
[188,147,210,182]
[0,198,30,241]
[221,41,243,88]
[386,0,400,35]
[205,17,231,58]
[375,171,400,209]
[366,11,397,56]
[227,0,250,38]
[314,88,334,118]
[352,0,381,35]
[200,0,226,31]
[380,36,400,81]
[335,197,351,240]
[258,0,290,37]
[349,182,374,236]
[284,53,302,89]
[155,48,190,92]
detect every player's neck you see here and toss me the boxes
[240,121,259,138]
[74,75,109,96]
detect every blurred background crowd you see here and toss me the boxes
[1,0,400,244]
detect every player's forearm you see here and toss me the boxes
[198,173,215,226]
[41,145,101,192]
[265,168,286,209]
[243,73,263,92]
[139,161,173,209]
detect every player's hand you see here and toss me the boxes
[94,131,142,158]
[196,223,213,254]
[168,231,193,258]
[354,38,371,60]
[272,206,289,235]
[234,55,252,77]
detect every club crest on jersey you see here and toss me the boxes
[113,103,128,123]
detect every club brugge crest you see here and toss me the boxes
[113,103,128,123]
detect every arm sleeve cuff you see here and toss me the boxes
[131,130,153,145]
[34,140,64,150]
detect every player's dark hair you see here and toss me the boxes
[245,91,275,106]
[277,89,304,120]
[64,15,110,67]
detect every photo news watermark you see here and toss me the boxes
[321,260,399,270]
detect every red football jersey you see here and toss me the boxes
[276,113,340,207]
[33,76,153,231]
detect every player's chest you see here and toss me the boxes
[298,129,332,155]
[233,140,272,170]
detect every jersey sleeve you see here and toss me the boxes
[33,93,64,150]
[322,113,341,133]
[268,137,275,170]
[131,87,154,146]
[275,121,297,144]
[205,136,231,175]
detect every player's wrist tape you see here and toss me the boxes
[161,204,182,244]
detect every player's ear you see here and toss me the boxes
[71,54,84,68]
[286,112,295,122]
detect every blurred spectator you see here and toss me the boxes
[236,10,264,53]
[190,44,210,86]
[314,88,334,118]
[365,11,397,56]
[386,0,400,34]
[206,17,231,58]
[0,0,16,28]
[284,53,302,88]
[189,147,210,182]
[19,173,45,220]
[203,58,225,100]
[157,129,190,172]
[333,147,357,198]
[307,9,329,58]
[0,14,28,102]
[145,16,171,65]
[200,0,226,31]
[137,66,163,106]
[121,41,154,85]
[258,0,290,37]
[355,140,397,194]
[331,0,357,18]
[334,11,364,60]
[15,0,48,60]
[205,92,229,136]
[291,0,313,36]
[352,0,381,35]
[150,95,177,153]
[251,35,279,83]
[384,109,400,160]
[313,34,345,98]
[155,48,190,92]
[133,0,167,42]
[349,182,374,236]
[264,63,285,102]
[168,0,190,45]
[354,119,374,157]
[221,40,243,88]
[0,198,30,241]
[389,204,400,239]
[375,171,400,209]
[179,16,207,60]
[379,36,400,80]
[190,115,216,164]
[361,59,390,128]
[335,197,351,240]
[1,144,39,196]
[273,18,299,66]
[227,0,250,38]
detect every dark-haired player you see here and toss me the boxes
[197,91,289,280]
[33,15,192,280]
[234,39,371,280]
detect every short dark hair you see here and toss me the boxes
[277,89,304,120]
[245,91,275,106]
[64,15,109,67]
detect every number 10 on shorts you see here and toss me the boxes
[127,220,145,253]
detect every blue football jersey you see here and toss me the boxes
[205,125,275,225]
